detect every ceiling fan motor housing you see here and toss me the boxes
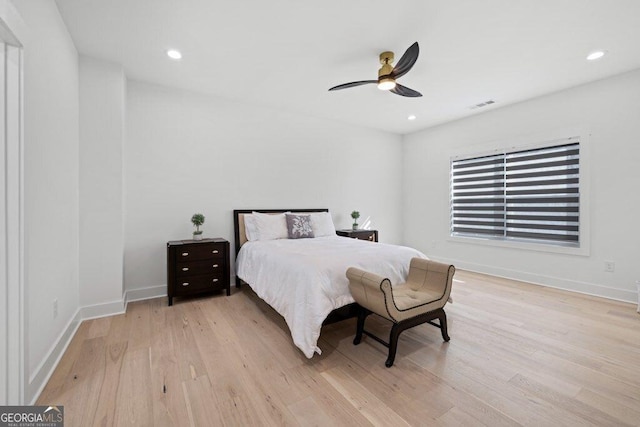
[378,51,395,80]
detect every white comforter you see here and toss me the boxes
[236,235,426,358]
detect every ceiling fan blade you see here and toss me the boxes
[391,42,419,79]
[328,80,377,91]
[390,84,422,97]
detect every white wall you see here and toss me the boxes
[403,69,640,302]
[11,0,81,402]
[79,56,125,312]
[125,81,403,293]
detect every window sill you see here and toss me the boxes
[447,235,590,257]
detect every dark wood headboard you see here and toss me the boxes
[232,208,329,258]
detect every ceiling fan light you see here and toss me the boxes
[378,77,396,91]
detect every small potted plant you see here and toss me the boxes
[351,210,360,230]
[191,213,205,240]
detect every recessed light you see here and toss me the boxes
[586,50,605,61]
[407,114,417,121]
[166,49,182,60]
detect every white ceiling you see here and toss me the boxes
[55,0,640,135]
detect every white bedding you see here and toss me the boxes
[236,235,426,358]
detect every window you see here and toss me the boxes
[451,138,580,247]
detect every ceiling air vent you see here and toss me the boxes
[469,100,496,110]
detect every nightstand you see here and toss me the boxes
[336,229,378,242]
[167,238,230,306]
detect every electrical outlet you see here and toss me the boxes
[604,261,615,273]
[53,299,58,318]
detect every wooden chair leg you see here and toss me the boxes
[385,323,402,368]
[353,307,369,345]
[439,310,450,342]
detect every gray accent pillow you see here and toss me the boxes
[286,214,315,239]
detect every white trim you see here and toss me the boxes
[447,235,589,256]
[0,39,8,406]
[26,297,130,404]
[0,5,24,404]
[124,285,166,305]
[450,135,580,162]
[438,256,638,304]
[80,299,125,321]
[26,308,82,404]
[27,278,239,403]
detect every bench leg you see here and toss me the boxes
[353,307,369,345]
[439,310,450,342]
[385,323,402,368]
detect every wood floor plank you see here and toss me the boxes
[91,341,127,426]
[508,373,630,427]
[575,387,640,426]
[147,298,191,427]
[59,336,106,427]
[287,395,336,426]
[36,322,91,405]
[166,303,208,382]
[36,270,640,426]
[321,365,412,426]
[181,375,225,427]
[113,347,153,426]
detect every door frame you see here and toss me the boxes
[0,1,25,405]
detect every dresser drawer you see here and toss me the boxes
[174,273,226,295]
[175,243,225,262]
[175,259,225,278]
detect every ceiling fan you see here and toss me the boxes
[328,42,422,97]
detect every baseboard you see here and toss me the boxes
[80,299,126,321]
[124,285,166,305]
[439,257,638,303]
[27,297,129,404]
[26,284,169,404]
[27,308,83,404]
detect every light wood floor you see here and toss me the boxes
[37,271,640,426]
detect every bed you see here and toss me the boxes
[233,208,427,358]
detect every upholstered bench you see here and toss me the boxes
[346,258,455,367]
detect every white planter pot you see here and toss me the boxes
[193,233,203,241]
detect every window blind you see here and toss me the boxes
[451,140,580,246]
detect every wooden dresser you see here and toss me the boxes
[336,229,378,242]
[166,238,230,306]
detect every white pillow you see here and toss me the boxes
[243,214,259,241]
[310,212,336,237]
[252,211,289,240]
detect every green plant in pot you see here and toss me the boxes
[191,213,205,240]
[351,210,360,230]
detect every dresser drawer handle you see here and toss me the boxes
[182,252,189,257]
[212,250,219,254]
[212,264,219,268]
[212,278,219,283]
[182,267,189,271]
[368,235,373,241]
[182,282,190,287]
